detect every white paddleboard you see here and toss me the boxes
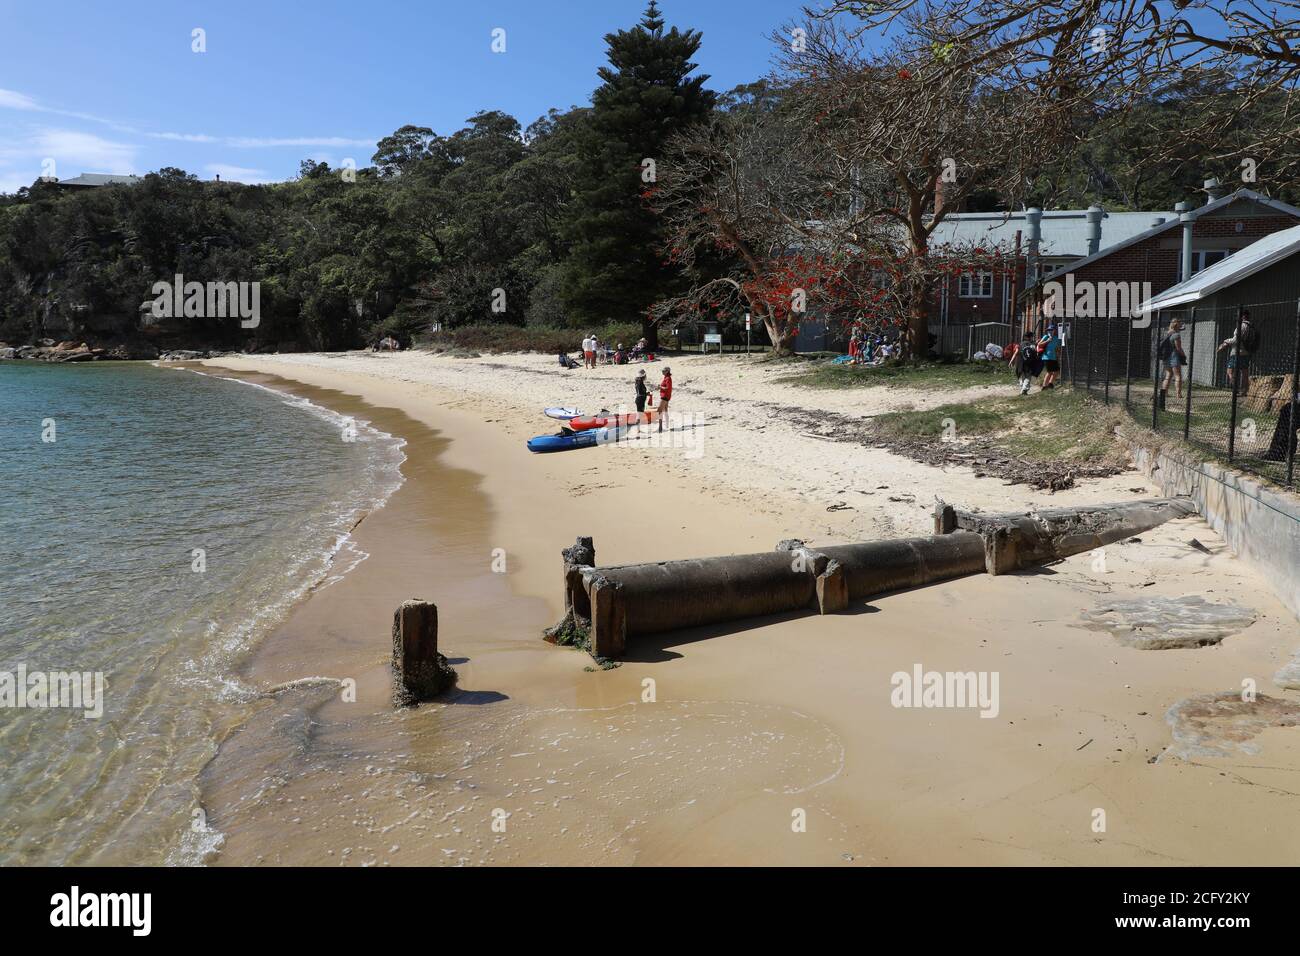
[544,407,584,421]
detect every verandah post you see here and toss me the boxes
[1183,308,1197,441]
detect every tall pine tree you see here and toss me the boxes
[560,1,714,343]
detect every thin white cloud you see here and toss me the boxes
[33,129,138,175]
[223,136,375,148]
[0,87,374,150]
[0,88,40,111]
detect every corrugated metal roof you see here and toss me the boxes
[1026,189,1300,290]
[1139,222,1300,311]
[56,173,143,187]
[928,209,1167,258]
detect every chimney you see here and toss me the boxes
[1026,207,1042,284]
[1203,177,1222,205]
[934,180,946,217]
[1085,205,1103,256]
[1151,216,1166,228]
[1180,210,1195,282]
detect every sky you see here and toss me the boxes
[0,0,809,194]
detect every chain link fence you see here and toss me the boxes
[1066,299,1300,488]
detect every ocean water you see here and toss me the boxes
[0,362,404,865]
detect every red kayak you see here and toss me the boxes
[566,410,656,431]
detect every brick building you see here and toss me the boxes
[1022,186,1300,331]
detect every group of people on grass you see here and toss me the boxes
[1007,324,1063,395]
[847,320,906,365]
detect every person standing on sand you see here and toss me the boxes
[1038,323,1062,389]
[582,333,595,369]
[635,368,649,416]
[657,366,672,432]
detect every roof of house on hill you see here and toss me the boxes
[928,208,1168,259]
[54,173,144,188]
[1138,221,1300,312]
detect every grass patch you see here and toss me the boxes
[873,389,1128,465]
[775,359,1014,391]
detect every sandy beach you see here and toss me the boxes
[196,350,1300,866]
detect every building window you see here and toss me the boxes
[1192,250,1229,274]
[959,271,993,298]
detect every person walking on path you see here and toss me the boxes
[1010,333,1041,395]
[1158,318,1188,406]
[1037,324,1062,389]
[657,366,673,432]
[1218,311,1258,395]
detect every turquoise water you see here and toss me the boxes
[0,362,404,864]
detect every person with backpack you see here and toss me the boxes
[1158,318,1188,407]
[1218,310,1258,394]
[1009,333,1041,396]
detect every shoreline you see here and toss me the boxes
[193,351,1300,866]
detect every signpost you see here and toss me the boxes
[745,313,751,354]
[704,332,722,354]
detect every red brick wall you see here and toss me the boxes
[1056,212,1298,298]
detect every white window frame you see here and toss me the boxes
[1192,249,1229,274]
[958,271,994,299]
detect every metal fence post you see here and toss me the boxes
[1085,317,1093,393]
[1183,308,1196,442]
[1103,316,1113,404]
[1124,318,1133,407]
[1151,311,1162,431]
[1227,305,1245,462]
[1288,299,1300,486]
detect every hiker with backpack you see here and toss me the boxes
[1218,310,1259,394]
[1158,318,1188,406]
[1009,332,1041,396]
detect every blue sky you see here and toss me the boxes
[0,0,806,193]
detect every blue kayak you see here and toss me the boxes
[527,426,627,453]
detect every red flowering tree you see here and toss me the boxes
[649,82,1029,355]
[773,16,1080,355]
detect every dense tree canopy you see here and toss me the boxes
[1,0,1294,354]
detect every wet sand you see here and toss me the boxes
[196,354,1300,866]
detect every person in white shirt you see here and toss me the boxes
[582,335,595,369]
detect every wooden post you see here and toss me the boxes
[392,599,455,705]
